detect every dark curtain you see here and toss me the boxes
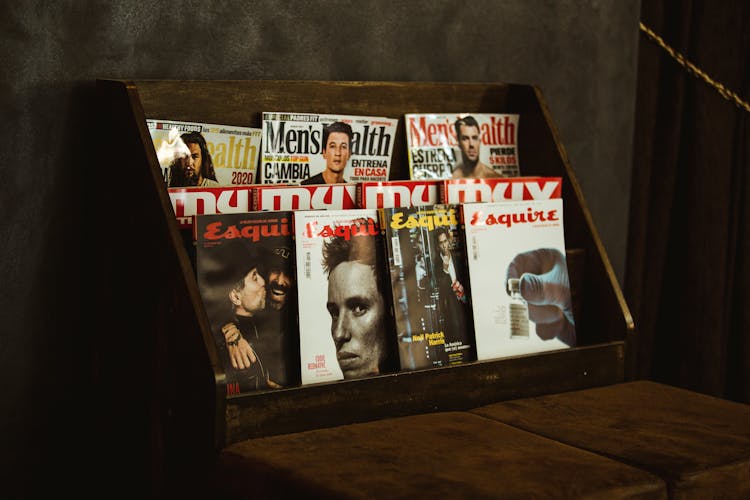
[627,0,750,402]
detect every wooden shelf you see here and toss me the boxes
[95,79,633,463]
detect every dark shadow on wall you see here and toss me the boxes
[5,81,97,496]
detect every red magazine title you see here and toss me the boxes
[440,177,562,204]
[168,185,255,229]
[356,179,440,209]
[253,183,357,211]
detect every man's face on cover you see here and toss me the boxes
[175,151,199,186]
[231,267,266,316]
[326,260,385,379]
[457,123,481,163]
[322,132,351,174]
[438,232,451,257]
[187,142,203,176]
[267,269,292,311]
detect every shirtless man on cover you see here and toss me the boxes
[451,115,501,179]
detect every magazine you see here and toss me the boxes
[378,204,475,371]
[440,177,561,204]
[195,211,299,395]
[357,180,440,209]
[294,209,397,385]
[260,112,398,185]
[253,183,357,211]
[147,119,261,187]
[405,113,520,180]
[462,199,576,361]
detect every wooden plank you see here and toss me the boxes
[224,341,625,444]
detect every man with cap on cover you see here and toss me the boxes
[204,241,278,392]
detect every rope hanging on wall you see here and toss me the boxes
[640,21,750,113]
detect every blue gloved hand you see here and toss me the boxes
[506,248,576,346]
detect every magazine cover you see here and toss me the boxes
[378,204,475,371]
[294,209,397,385]
[405,113,520,180]
[195,211,299,395]
[253,183,357,211]
[462,199,576,361]
[260,112,398,185]
[357,180,440,209]
[440,176,561,204]
[147,119,261,187]
[169,185,255,230]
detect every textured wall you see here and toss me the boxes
[0,0,639,492]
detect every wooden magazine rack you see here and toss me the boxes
[96,79,633,485]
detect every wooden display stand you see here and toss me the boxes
[95,79,633,492]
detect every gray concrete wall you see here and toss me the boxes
[0,0,639,491]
